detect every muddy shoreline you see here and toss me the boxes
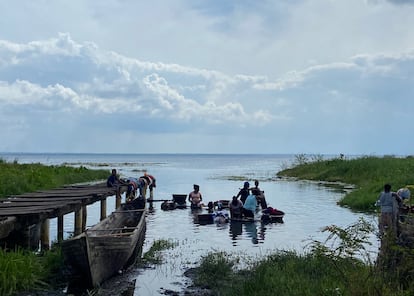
[16,265,212,296]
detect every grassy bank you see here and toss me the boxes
[191,218,413,296]
[277,155,414,212]
[0,158,110,198]
[0,159,111,295]
[193,250,391,296]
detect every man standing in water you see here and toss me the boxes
[188,184,203,209]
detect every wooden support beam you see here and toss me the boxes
[115,187,122,209]
[100,199,107,221]
[40,219,50,251]
[74,208,82,236]
[81,203,87,232]
[57,215,64,242]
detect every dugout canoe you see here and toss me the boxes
[62,197,146,291]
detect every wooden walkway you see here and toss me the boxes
[0,183,127,249]
[0,183,123,217]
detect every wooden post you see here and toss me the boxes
[40,219,50,251]
[74,207,83,236]
[100,198,107,220]
[81,203,87,232]
[57,215,64,243]
[116,187,122,209]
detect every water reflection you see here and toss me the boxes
[244,222,259,244]
[229,221,243,244]
[191,208,279,246]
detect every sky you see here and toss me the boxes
[1,0,414,155]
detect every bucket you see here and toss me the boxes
[172,194,187,204]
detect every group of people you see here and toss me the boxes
[108,169,269,222]
[377,183,411,236]
[229,180,267,219]
[106,169,156,201]
[187,180,268,220]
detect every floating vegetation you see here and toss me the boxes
[141,239,178,265]
[209,175,279,182]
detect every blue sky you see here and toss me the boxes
[0,0,413,155]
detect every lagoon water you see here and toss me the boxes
[1,153,379,295]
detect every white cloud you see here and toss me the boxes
[0,1,414,154]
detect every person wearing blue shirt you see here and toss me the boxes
[243,189,258,218]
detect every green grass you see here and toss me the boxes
[141,239,178,265]
[192,218,414,296]
[277,155,414,211]
[0,248,47,295]
[193,251,236,287]
[0,246,66,296]
[0,159,112,295]
[0,158,110,199]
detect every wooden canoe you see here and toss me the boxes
[62,197,146,291]
[261,209,285,223]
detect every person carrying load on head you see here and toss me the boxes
[188,184,203,209]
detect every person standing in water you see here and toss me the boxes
[236,181,250,204]
[252,180,268,209]
[229,195,243,219]
[188,184,203,209]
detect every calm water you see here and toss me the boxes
[1,153,379,295]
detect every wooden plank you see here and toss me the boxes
[0,208,55,216]
[0,199,81,206]
[87,227,139,231]
[11,190,115,198]
[2,196,102,202]
[0,183,127,219]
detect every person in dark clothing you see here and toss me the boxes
[107,169,123,187]
[236,181,250,204]
[252,180,268,209]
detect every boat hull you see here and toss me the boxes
[62,198,146,291]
